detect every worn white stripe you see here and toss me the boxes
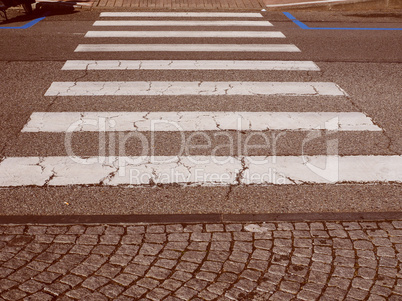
[84,31,286,38]
[100,12,264,18]
[93,20,273,26]
[22,112,380,132]
[62,60,320,71]
[74,44,300,52]
[45,81,346,96]
[0,156,400,186]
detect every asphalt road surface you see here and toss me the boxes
[0,8,401,217]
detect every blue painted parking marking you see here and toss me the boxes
[283,12,402,30]
[0,16,45,29]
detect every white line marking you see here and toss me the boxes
[62,60,319,71]
[267,0,354,7]
[0,156,400,186]
[44,81,346,96]
[84,31,286,38]
[99,12,264,18]
[93,20,273,26]
[74,44,301,52]
[22,112,380,132]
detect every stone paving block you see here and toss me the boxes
[190,232,211,242]
[347,287,369,299]
[3,258,26,269]
[18,279,44,293]
[272,246,292,255]
[139,243,164,256]
[67,225,86,234]
[308,270,329,284]
[8,268,39,283]
[298,289,321,300]
[183,224,203,233]
[159,250,181,260]
[206,224,224,232]
[147,287,170,300]
[85,226,105,235]
[114,273,138,286]
[147,266,171,280]
[76,235,98,245]
[252,249,271,261]
[188,242,209,251]
[352,277,373,291]
[133,255,156,266]
[116,245,140,255]
[377,247,396,257]
[195,271,216,282]
[69,245,93,255]
[66,287,92,299]
[295,222,310,230]
[81,275,110,290]
[171,271,192,282]
[166,224,183,233]
[185,278,208,291]
[370,284,392,298]
[24,291,54,301]
[109,254,133,266]
[123,284,148,298]
[212,233,232,241]
[70,263,98,277]
[235,278,257,292]
[270,290,294,301]
[176,261,199,273]
[247,259,268,271]
[207,282,231,295]
[127,226,145,234]
[59,274,83,287]
[145,233,167,243]
[137,277,160,290]
[182,250,207,263]
[198,289,219,300]
[92,245,116,256]
[161,279,183,291]
[280,280,300,294]
[1,288,27,300]
[328,276,351,289]
[154,258,177,269]
[83,254,108,267]
[165,242,188,251]
[375,276,395,288]
[210,241,231,251]
[225,224,242,232]
[99,283,125,298]
[175,286,198,300]
[323,286,347,300]
[43,283,70,298]
[96,263,122,278]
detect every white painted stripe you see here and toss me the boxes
[22,112,380,132]
[100,12,263,18]
[266,0,352,7]
[0,156,400,186]
[84,31,286,38]
[62,60,320,71]
[74,44,300,53]
[93,20,273,26]
[44,82,346,96]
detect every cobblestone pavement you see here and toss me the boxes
[1,220,402,300]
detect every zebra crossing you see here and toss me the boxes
[0,11,401,186]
